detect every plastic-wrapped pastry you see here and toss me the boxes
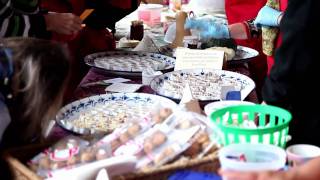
[127,123,142,137]
[80,149,95,163]
[67,156,79,166]
[143,131,167,154]
[95,149,109,160]
[152,114,164,124]
[143,139,154,154]
[119,132,130,144]
[159,108,173,119]
[154,147,175,164]
[151,131,167,147]
[38,157,51,170]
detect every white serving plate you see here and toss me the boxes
[56,93,177,135]
[84,51,175,77]
[150,69,255,102]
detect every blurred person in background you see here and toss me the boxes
[186,0,287,75]
[40,0,142,102]
[222,0,320,177]
[261,0,320,146]
[184,0,292,102]
[0,38,70,147]
[0,0,82,38]
[176,0,267,102]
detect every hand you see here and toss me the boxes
[44,12,83,35]
[254,6,283,27]
[184,19,230,39]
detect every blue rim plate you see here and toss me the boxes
[56,93,177,135]
[84,51,176,77]
[150,69,255,102]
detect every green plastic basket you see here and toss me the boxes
[210,105,292,148]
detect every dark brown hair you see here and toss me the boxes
[1,37,70,146]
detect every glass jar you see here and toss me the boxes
[130,21,144,41]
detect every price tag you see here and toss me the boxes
[174,48,224,71]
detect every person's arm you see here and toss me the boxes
[0,0,49,38]
[229,20,261,40]
[262,0,318,106]
[43,12,82,35]
[185,19,260,40]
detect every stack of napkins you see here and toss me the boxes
[105,83,143,93]
[142,68,163,86]
[104,78,143,93]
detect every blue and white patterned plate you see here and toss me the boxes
[85,51,175,77]
[56,93,177,135]
[150,69,255,101]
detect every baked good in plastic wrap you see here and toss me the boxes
[164,111,221,158]
[28,136,112,178]
[137,123,201,170]
[95,105,174,156]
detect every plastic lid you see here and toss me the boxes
[139,4,163,10]
[219,143,287,172]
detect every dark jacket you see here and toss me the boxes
[263,0,320,145]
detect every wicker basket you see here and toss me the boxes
[2,143,51,180]
[3,144,220,180]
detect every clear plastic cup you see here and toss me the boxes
[219,143,286,179]
[286,144,320,167]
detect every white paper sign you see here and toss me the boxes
[174,48,224,71]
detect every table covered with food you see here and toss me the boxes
[5,3,316,180]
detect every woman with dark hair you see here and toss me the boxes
[0,38,70,147]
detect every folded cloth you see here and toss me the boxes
[133,34,160,53]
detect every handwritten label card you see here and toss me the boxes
[174,48,224,71]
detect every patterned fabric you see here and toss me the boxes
[0,0,48,38]
[262,0,280,56]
